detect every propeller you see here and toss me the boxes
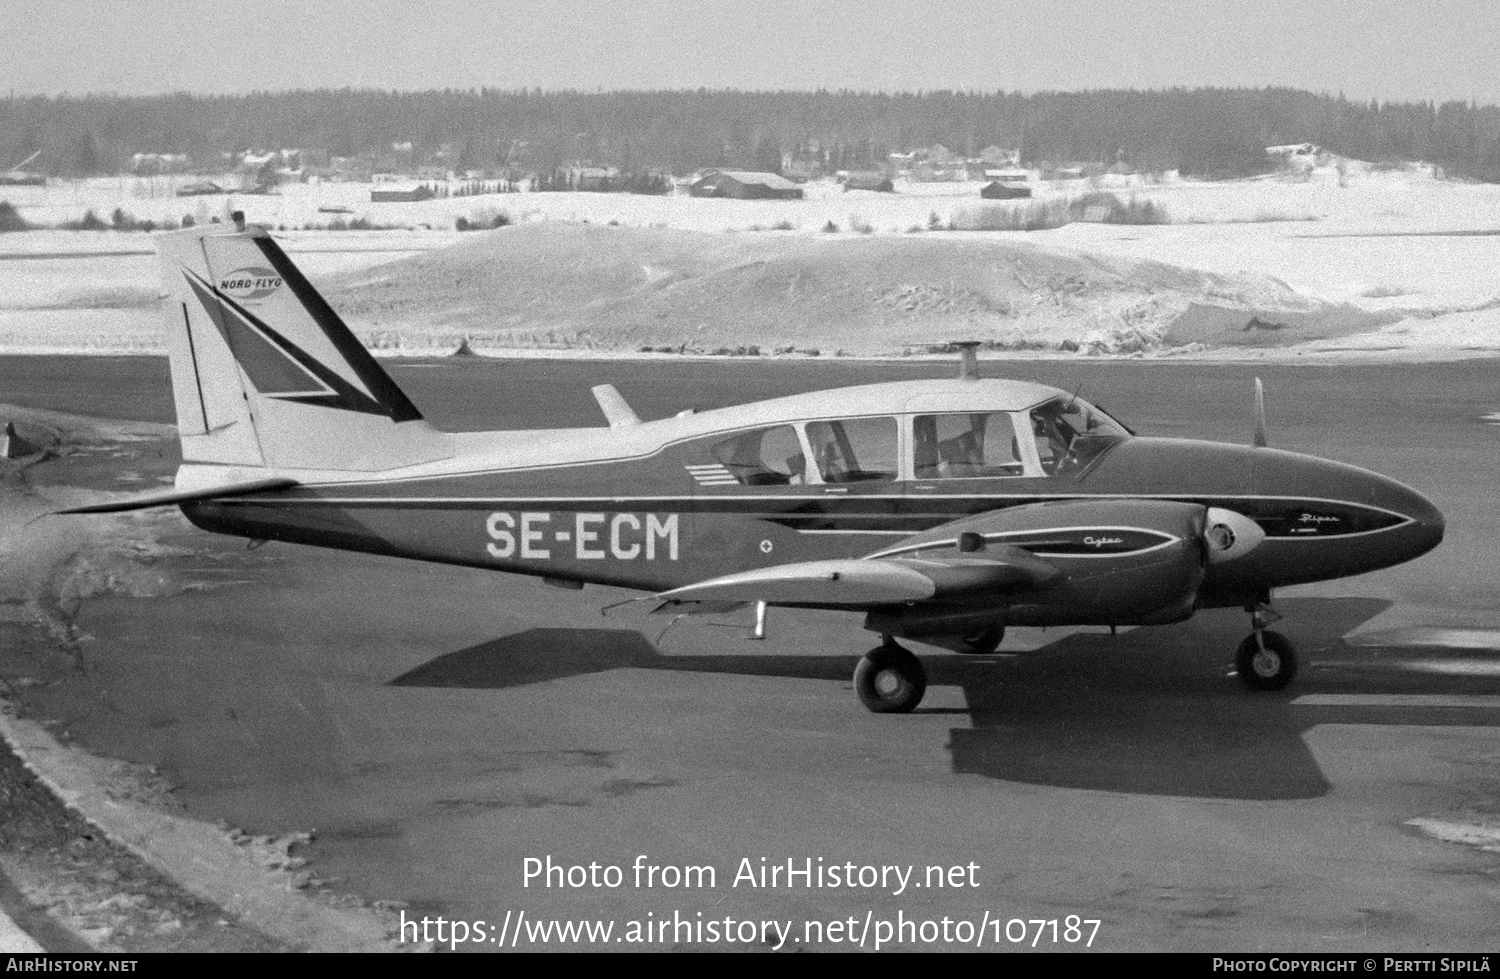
[1204,507,1266,563]
[1252,377,1269,448]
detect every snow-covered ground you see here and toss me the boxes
[1,158,1498,359]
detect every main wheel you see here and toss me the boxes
[1235,630,1298,691]
[953,625,1005,655]
[854,642,927,713]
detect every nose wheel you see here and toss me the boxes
[854,639,927,713]
[1236,605,1297,691]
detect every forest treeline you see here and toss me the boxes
[4,87,1500,179]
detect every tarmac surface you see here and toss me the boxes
[2,354,1498,952]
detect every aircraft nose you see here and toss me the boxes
[1390,479,1445,555]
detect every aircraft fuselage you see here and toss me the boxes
[181,424,1444,620]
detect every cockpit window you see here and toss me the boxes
[712,425,808,485]
[1030,397,1130,475]
[806,417,898,483]
[913,412,1025,478]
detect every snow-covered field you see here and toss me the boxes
[1,158,1498,359]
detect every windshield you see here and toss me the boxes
[1029,397,1130,475]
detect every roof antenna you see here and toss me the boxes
[953,340,982,381]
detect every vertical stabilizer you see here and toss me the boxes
[158,225,452,472]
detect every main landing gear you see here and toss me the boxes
[1235,603,1298,691]
[854,638,927,713]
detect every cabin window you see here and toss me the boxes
[711,425,808,485]
[1029,397,1130,475]
[912,412,1025,478]
[806,417,898,483]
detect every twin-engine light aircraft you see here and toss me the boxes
[63,221,1446,713]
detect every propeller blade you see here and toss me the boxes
[1252,377,1269,448]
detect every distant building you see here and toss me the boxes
[980,180,1032,200]
[887,150,918,168]
[567,166,619,190]
[370,183,435,202]
[238,150,276,171]
[839,171,893,192]
[909,161,964,183]
[980,146,1021,166]
[176,181,226,197]
[131,152,190,174]
[781,159,823,183]
[1266,144,1321,172]
[1266,143,1319,159]
[689,170,803,200]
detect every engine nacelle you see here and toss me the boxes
[867,498,1211,631]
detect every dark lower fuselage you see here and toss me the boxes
[181,436,1445,613]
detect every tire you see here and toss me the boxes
[953,625,1005,655]
[854,643,927,713]
[1235,630,1298,691]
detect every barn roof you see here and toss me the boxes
[711,170,802,191]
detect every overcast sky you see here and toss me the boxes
[5,0,1496,104]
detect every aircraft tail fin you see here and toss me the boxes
[158,222,451,472]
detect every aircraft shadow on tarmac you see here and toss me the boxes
[391,597,1500,801]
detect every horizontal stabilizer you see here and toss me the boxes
[648,548,1060,610]
[591,384,642,428]
[55,476,298,514]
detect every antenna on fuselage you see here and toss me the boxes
[953,341,982,381]
[1252,377,1269,448]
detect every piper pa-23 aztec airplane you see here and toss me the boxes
[63,219,1446,713]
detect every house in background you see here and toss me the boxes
[839,170,894,192]
[980,179,1032,199]
[370,182,436,202]
[176,180,226,197]
[689,170,804,200]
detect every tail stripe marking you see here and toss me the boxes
[250,236,424,423]
[186,271,403,417]
[186,274,333,398]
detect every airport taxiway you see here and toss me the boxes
[2,355,1498,951]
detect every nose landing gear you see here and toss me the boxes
[1236,603,1297,691]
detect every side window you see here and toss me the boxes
[913,412,1024,478]
[711,425,808,485]
[806,417,898,483]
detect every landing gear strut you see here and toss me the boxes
[854,638,927,713]
[1235,603,1297,691]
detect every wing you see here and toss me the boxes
[647,545,1062,612]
